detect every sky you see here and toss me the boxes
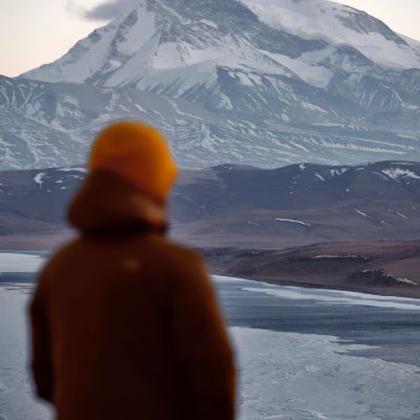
[0,0,420,77]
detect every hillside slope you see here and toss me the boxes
[1,161,420,248]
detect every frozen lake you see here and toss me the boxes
[1,255,420,419]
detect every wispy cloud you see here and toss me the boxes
[66,0,139,21]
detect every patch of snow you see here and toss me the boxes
[312,255,361,259]
[33,172,46,186]
[319,141,406,156]
[134,103,147,113]
[360,270,418,287]
[330,168,349,177]
[153,42,184,70]
[58,167,87,173]
[198,19,219,30]
[275,218,311,227]
[212,275,257,284]
[315,173,325,181]
[281,113,290,122]
[396,211,409,220]
[395,277,418,286]
[259,49,332,88]
[389,161,416,166]
[247,73,263,86]
[218,93,234,110]
[136,61,218,97]
[301,101,328,113]
[355,209,368,218]
[382,168,420,181]
[236,72,255,87]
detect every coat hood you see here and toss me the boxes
[68,170,167,235]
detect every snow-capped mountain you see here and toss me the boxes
[1,0,420,169]
[24,0,420,84]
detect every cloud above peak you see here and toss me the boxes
[66,0,140,21]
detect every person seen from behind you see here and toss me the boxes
[29,121,236,420]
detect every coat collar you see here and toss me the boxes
[68,170,167,235]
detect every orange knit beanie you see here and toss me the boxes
[89,121,178,202]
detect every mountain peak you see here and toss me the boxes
[22,0,420,87]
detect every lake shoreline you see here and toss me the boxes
[5,268,420,302]
[220,273,420,300]
[2,241,420,300]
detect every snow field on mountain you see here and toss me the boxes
[239,0,420,70]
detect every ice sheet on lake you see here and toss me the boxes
[2,281,420,420]
[0,253,45,273]
[213,275,257,284]
[0,285,52,420]
[242,286,420,311]
[233,327,420,420]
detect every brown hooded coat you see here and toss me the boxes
[29,170,236,420]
